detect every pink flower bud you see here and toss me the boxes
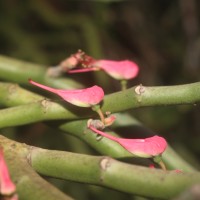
[94,60,139,80]
[29,79,104,107]
[0,149,16,196]
[89,125,167,158]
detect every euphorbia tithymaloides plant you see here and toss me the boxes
[49,50,139,90]
[0,148,18,200]
[29,79,114,125]
[88,121,167,170]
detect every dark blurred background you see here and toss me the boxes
[1,0,200,199]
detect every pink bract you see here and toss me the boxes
[89,125,167,158]
[67,51,139,80]
[29,79,104,107]
[94,60,139,80]
[0,149,16,195]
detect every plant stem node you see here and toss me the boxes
[100,157,111,171]
[135,84,145,95]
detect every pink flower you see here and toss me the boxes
[60,50,95,71]
[67,51,139,81]
[53,50,139,82]
[29,79,104,107]
[0,149,16,196]
[93,60,139,80]
[68,59,139,80]
[88,125,167,158]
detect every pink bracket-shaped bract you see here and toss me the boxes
[93,60,139,80]
[29,79,104,107]
[89,125,167,158]
[67,51,139,81]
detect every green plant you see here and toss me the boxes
[0,54,200,200]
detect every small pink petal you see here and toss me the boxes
[29,79,104,107]
[0,149,16,195]
[93,60,139,80]
[89,126,167,158]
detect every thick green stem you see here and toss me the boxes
[0,55,83,89]
[1,81,200,123]
[1,135,199,199]
[2,134,199,199]
[162,146,196,171]
[0,82,44,106]
[102,82,200,113]
[29,146,200,199]
[0,135,72,200]
[60,119,132,158]
[59,119,195,172]
[0,83,195,171]
[0,101,80,128]
[1,81,200,128]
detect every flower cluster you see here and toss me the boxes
[29,49,167,170]
[48,50,139,90]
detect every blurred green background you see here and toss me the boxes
[1,0,200,199]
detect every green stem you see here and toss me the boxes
[0,55,83,89]
[1,81,200,128]
[58,119,195,172]
[159,160,167,171]
[0,135,198,199]
[0,83,196,171]
[60,119,132,158]
[120,80,127,91]
[2,134,199,199]
[0,82,44,106]
[92,105,105,124]
[0,135,72,200]
[102,82,200,113]
[1,80,200,120]
[162,146,196,171]
[30,146,200,199]
[153,156,167,170]
[0,101,80,128]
